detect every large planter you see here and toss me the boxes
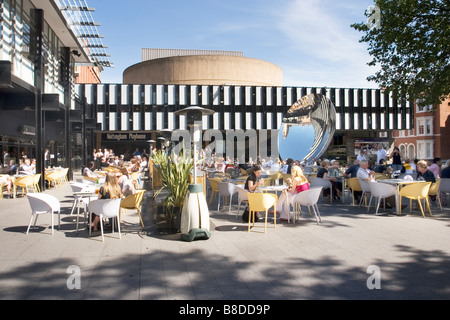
[154,204,181,234]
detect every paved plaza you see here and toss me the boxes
[1,176,450,301]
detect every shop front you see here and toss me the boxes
[98,132,156,161]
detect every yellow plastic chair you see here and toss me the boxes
[247,192,277,234]
[427,180,442,211]
[399,182,432,218]
[60,168,69,184]
[32,174,42,193]
[270,172,282,185]
[208,178,220,205]
[14,175,36,196]
[346,178,362,206]
[120,190,146,228]
[45,171,60,188]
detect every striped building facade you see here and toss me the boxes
[76,84,414,133]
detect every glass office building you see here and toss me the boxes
[0,0,111,189]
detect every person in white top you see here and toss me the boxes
[20,159,34,175]
[140,157,148,170]
[357,160,375,182]
[357,150,367,162]
[357,159,401,210]
[376,145,387,166]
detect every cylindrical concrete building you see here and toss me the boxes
[123,55,283,86]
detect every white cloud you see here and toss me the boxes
[274,0,379,88]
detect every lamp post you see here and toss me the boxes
[174,106,215,242]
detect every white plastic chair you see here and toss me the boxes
[26,193,61,235]
[358,178,372,208]
[293,187,323,225]
[309,177,332,202]
[88,198,122,242]
[218,182,237,212]
[236,185,249,218]
[367,181,396,215]
[439,178,450,206]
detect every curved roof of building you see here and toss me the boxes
[123,55,283,87]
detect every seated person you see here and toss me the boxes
[358,160,403,209]
[416,160,439,202]
[0,174,14,198]
[328,160,343,195]
[140,157,148,170]
[7,160,18,176]
[83,162,96,180]
[90,172,123,232]
[245,165,264,192]
[373,159,388,174]
[401,158,414,174]
[276,165,310,221]
[385,167,394,178]
[441,160,450,179]
[20,159,34,175]
[345,160,360,178]
[117,167,136,197]
[317,160,342,200]
[417,160,436,183]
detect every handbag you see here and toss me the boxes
[242,206,259,223]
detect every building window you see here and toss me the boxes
[416,117,434,136]
[417,140,433,160]
[407,144,415,160]
[417,100,433,113]
[399,144,407,159]
[418,120,424,135]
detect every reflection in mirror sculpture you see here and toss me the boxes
[278,93,336,162]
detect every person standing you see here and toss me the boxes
[391,147,402,172]
[44,149,50,168]
[376,145,387,167]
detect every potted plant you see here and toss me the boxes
[153,150,193,233]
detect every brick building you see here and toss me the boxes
[393,97,450,161]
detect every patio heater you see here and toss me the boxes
[147,140,155,156]
[174,106,215,242]
[147,139,156,194]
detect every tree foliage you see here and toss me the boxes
[351,0,450,107]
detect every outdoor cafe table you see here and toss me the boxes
[72,189,98,233]
[377,179,428,216]
[256,185,290,223]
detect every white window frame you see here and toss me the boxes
[416,100,433,113]
[416,117,434,137]
[417,140,434,160]
[407,144,416,160]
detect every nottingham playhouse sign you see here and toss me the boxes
[102,133,152,142]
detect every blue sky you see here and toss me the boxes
[89,0,378,89]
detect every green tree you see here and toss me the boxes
[351,0,450,108]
